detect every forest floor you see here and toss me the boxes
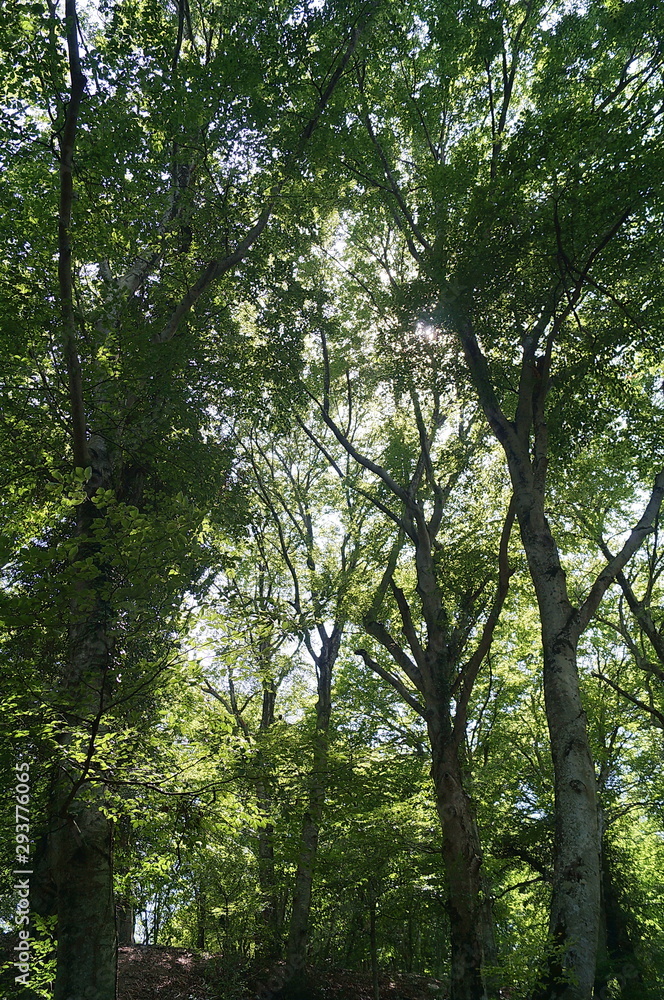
[118,946,449,1000]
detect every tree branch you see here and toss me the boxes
[574,472,664,638]
[597,540,664,667]
[390,579,426,670]
[355,648,426,718]
[363,618,425,694]
[58,0,89,468]
[452,496,515,743]
[592,672,664,729]
[156,4,378,341]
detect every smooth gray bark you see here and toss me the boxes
[509,481,600,1000]
[458,317,664,1000]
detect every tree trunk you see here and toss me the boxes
[456,316,603,995]
[51,804,116,1000]
[514,495,600,1000]
[429,714,488,1000]
[479,876,498,997]
[369,894,380,1000]
[283,626,341,996]
[256,780,280,960]
[283,734,328,995]
[405,907,414,974]
[49,439,120,1000]
[116,903,135,948]
[115,816,135,947]
[256,683,281,960]
[532,640,599,1000]
[195,888,206,950]
[457,326,662,996]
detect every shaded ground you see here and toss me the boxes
[118,946,449,1000]
[118,946,210,1000]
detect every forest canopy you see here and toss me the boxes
[1,2,663,1000]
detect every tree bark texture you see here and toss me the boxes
[428,709,489,1000]
[51,805,116,1000]
[50,490,119,1000]
[458,301,664,998]
[514,487,600,1000]
[115,903,135,948]
[457,322,603,998]
[51,2,119,994]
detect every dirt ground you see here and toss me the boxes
[117,946,449,1000]
[118,946,210,999]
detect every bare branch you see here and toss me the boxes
[303,385,415,514]
[452,497,516,742]
[295,415,410,537]
[592,672,664,729]
[597,538,664,667]
[390,579,426,670]
[363,618,425,693]
[574,472,664,638]
[355,648,426,718]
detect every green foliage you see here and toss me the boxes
[2,0,664,996]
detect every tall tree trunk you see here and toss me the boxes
[405,907,414,974]
[50,658,118,995]
[50,470,119,1000]
[283,626,341,996]
[479,876,499,997]
[51,806,116,1000]
[369,893,380,1000]
[457,324,619,998]
[428,713,488,1000]
[52,1,119,993]
[515,495,600,1000]
[354,497,511,1000]
[256,772,280,960]
[50,579,118,997]
[195,888,206,950]
[315,378,512,999]
[115,816,135,948]
[256,683,281,960]
[116,903,135,948]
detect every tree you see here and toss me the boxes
[328,1,664,993]
[1,0,379,996]
[234,419,368,996]
[4,1,664,997]
[291,309,514,999]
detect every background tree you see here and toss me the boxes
[0,0,379,995]
[323,1,664,993]
[285,291,515,999]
